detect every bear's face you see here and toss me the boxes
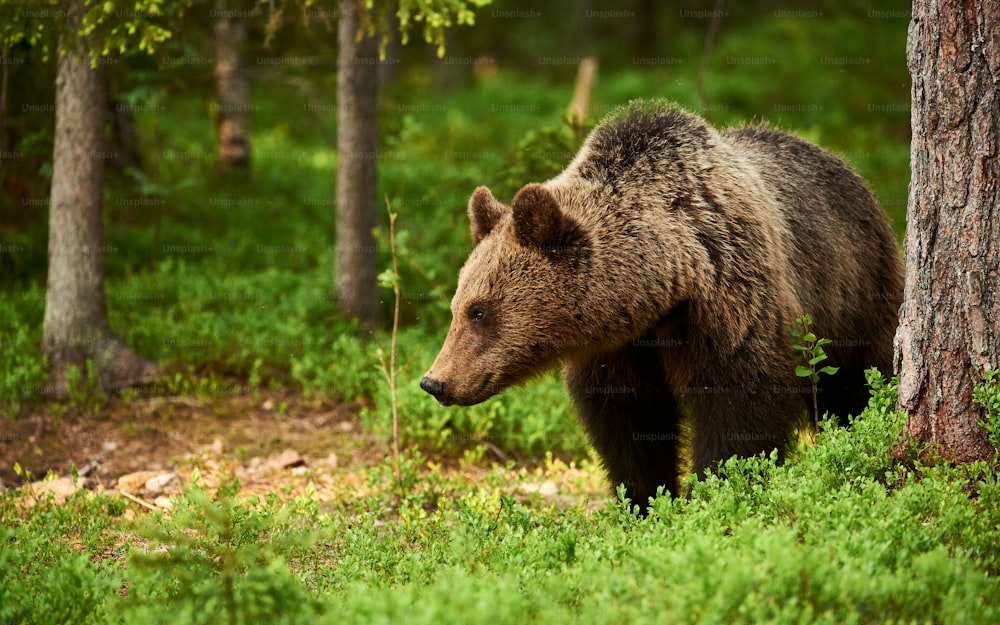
[420,184,591,406]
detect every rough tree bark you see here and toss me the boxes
[895,0,999,462]
[42,0,157,396]
[213,0,251,170]
[335,0,380,327]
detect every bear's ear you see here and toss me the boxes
[468,186,507,244]
[511,183,563,249]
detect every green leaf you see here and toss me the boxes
[795,365,814,378]
[377,268,397,289]
[819,366,840,376]
[809,355,828,366]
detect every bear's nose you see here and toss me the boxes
[420,375,447,400]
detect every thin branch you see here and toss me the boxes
[119,489,158,511]
[385,195,402,489]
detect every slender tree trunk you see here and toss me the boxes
[895,0,999,462]
[42,1,157,396]
[335,0,379,327]
[566,57,597,128]
[108,101,143,172]
[635,0,657,58]
[213,0,251,171]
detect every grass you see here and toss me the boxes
[3,373,1000,624]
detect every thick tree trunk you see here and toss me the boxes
[335,0,380,327]
[213,0,251,170]
[42,2,157,396]
[895,0,999,462]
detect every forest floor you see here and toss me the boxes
[0,390,605,511]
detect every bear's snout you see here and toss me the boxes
[420,375,448,404]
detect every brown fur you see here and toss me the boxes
[421,101,903,511]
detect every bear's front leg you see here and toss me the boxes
[565,343,682,512]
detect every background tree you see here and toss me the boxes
[335,0,380,327]
[896,0,999,461]
[213,0,253,171]
[330,0,490,327]
[2,0,189,395]
[42,0,156,395]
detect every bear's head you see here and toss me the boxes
[420,184,591,406]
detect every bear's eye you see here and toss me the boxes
[469,306,488,324]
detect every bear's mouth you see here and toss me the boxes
[450,371,498,407]
[473,372,496,401]
[421,370,499,407]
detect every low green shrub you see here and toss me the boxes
[0,488,125,625]
[0,525,119,625]
[5,375,999,625]
[121,479,321,625]
[974,369,1000,455]
[0,285,47,416]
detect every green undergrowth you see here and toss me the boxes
[3,373,1000,625]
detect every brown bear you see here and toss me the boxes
[420,100,903,510]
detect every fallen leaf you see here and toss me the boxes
[117,471,164,492]
[30,476,79,503]
[265,448,305,472]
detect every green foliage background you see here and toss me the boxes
[1,0,912,453]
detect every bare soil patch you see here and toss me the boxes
[0,390,382,491]
[1,390,606,510]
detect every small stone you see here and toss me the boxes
[262,399,275,411]
[153,496,172,508]
[209,438,225,455]
[102,441,118,452]
[325,452,338,469]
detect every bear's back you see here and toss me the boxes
[572,102,713,185]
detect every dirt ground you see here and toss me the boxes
[0,390,389,489]
[0,389,605,509]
